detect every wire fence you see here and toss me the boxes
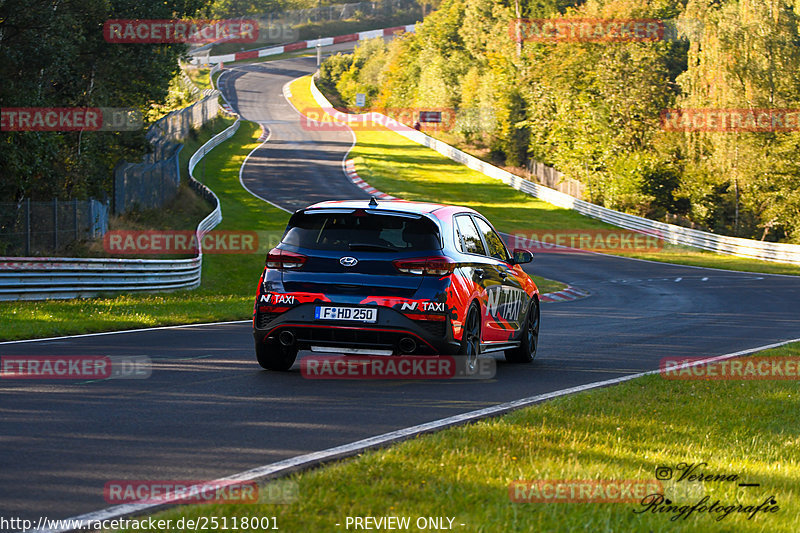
[527,160,586,199]
[0,199,109,256]
[262,0,418,26]
[113,94,221,214]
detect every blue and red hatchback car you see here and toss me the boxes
[253,199,539,370]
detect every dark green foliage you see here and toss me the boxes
[0,0,208,202]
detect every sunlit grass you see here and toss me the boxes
[184,67,212,90]
[115,342,800,532]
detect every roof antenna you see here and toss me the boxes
[368,196,379,208]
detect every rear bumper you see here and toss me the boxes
[253,303,459,355]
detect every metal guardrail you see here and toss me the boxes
[199,24,416,64]
[309,77,800,265]
[0,104,239,301]
[210,63,222,90]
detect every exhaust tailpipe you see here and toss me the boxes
[279,330,296,347]
[398,337,417,354]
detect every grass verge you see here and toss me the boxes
[115,342,800,532]
[531,276,565,294]
[184,67,212,90]
[288,75,800,277]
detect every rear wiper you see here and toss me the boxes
[348,243,396,251]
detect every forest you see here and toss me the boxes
[0,0,407,202]
[318,0,800,242]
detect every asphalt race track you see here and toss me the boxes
[218,58,372,210]
[2,56,800,526]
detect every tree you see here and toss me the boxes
[0,0,207,202]
[676,0,800,239]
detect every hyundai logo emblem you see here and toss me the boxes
[340,256,358,267]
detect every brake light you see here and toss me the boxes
[393,256,456,276]
[266,248,307,270]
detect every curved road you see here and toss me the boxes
[3,57,800,526]
[217,59,372,210]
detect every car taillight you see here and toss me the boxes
[266,248,307,270]
[393,256,456,276]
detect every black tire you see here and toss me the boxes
[459,303,481,372]
[505,297,539,363]
[255,340,298,371]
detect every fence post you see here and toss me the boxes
[74,198,79,241]
[25,198,31,256]
[53,198,58,251]
[175,144,184,187]
[113,162,122,214]
[89,199,95,238]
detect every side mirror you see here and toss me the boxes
[513,249,534,265]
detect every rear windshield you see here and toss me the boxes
[283,211,441,252]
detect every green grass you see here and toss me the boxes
[289,75,800,277]
[178,116,236,183]
[184,67,212,90]
[607,247,800,275]
[531,275,566,294]
[193,122,290,293]
[0,121,290,341]
[114,342,800,532]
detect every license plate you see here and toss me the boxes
[315,306,377,323]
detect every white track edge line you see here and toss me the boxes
[217,66,292,214]
[29,336,800,532]
[237,124,293,214]
[280,78,361,200]
[0,320,251,345]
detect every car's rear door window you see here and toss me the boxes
[455,215,486,255]
[283,211,441,251]
[474,217,510,261]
